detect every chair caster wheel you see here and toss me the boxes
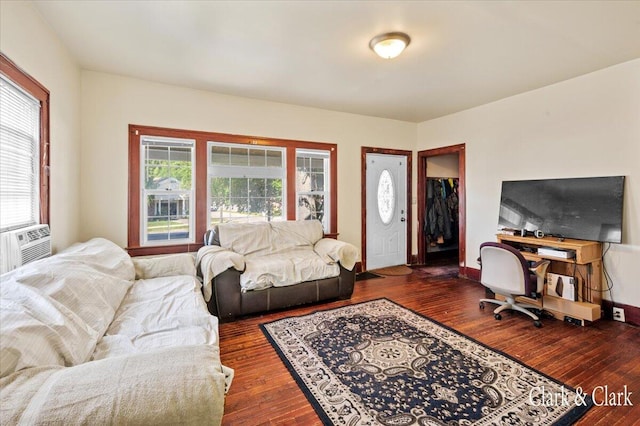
[479,302,485,310]
[534,320,542,328]
[494,313,502,320]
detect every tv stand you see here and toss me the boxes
[496,234,603,325]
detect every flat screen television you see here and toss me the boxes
[498,176,625,243]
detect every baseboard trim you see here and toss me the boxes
[462,266,481,282]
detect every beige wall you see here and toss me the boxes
[417,59,640,307]
[0,0,82,252]
[79,71,416,252]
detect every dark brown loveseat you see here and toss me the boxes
[197,220,358,322]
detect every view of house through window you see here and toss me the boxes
[141,136,195,245]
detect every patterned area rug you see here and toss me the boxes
[261,299,592,425]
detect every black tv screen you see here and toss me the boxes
[498,176,625,243]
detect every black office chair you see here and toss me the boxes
[478,242,550,327]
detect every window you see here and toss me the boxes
[296,149,330,231]
[128,125,337,256]
[140,136,195,245]
[0,54,49,232]
[208,143,285,225]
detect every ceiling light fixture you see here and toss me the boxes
[369,32,411,59]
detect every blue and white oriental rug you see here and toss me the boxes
[260,299,592,425]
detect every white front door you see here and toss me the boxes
[365,153,407,270]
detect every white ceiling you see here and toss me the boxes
[33,1,640,123]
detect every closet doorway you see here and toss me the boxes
[417,144,466,276]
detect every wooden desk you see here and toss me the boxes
[496,234,603,324]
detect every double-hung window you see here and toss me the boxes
[296,149,330,232]
[0,54,49,233]
[208,143,285,225]
[140,136,195,245]
[128,125,337,255]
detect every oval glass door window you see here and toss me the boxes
[377,169,395,224]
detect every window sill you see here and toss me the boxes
[127,243,203,257]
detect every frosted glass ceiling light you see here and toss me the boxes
[369,32,411,59]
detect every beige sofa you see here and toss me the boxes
[0,238,232,425]
[197,220,358,321]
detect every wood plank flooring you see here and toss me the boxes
[218,266,640,425]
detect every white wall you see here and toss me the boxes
[0,1,82,251]
[417,59,640,308]
[79,71,416,252]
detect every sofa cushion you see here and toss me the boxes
[55,237,135,282]
[11,265,131,338]
[92,275,219,360]
[133,253,197,280]
[241,247,339,292]
[0,345,226,425]
[218,222,272,255]
[0,238,135,377]
[5,238,134,341]
[0,281,97,378]
[216,220,324,256]
[269,220,324,252]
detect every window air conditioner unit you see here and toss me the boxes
[1,224,52,274]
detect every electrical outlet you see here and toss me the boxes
[612,307,626,322]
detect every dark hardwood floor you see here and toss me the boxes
[218,266,640,425]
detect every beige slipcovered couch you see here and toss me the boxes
[197,220,358,321]
[0,238,232,425]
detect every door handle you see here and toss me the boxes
[400,217,406,222]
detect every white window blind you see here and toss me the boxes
[0,75,40,232]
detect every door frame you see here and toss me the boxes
[361,147,412,272]
[417,143,467,275]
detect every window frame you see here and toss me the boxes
[207,141,287,225]
[295,148,331,232]
[128,124,337,256]
[140,135,196,246]
[0,53,50,230]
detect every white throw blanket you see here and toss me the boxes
[0,239,231,425]
[240,247,340,292]
[196,246,245,301]
[0,345,226,425]
[197,220,359,295]
[314,238,358,271]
